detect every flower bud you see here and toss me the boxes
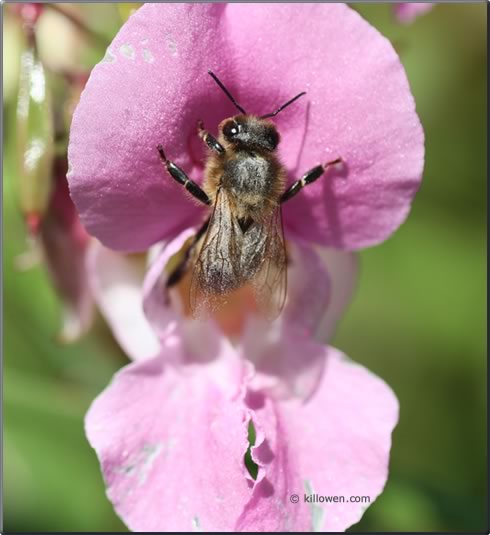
[16,28,54,230]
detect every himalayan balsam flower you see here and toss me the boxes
[68,3,424,531]
[394,2,435,24]
[86,231,396,532]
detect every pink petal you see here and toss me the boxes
[68,4,233,251]
[236,392,311,532]
[141,231,190,343]
[240,241,358,400]
[243,348,399,532]
[69,3,423,252]
[86,339,398,531]
[241,319,327,400]
[394,3,434,24]
[283,239,331,335]
[313,247,359,343]
[225,3,424,249]
[87,241,160,361]
[85,350,252,532]
[40,169,94,343]
[142,228,225,363]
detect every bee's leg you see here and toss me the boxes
[281,157,343,203]
[197,120,225,155]
[166,217,210,289]
[157,145,211,205]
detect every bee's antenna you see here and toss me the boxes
[260,91,307,119]
[208,70,247,115]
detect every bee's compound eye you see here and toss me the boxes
[265,129,280,150]
[223,121,239,139]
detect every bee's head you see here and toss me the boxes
[220,115,280,152]
[207,70,305,152]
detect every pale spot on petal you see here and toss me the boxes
[119,44,135,60]
[166,36,178,56]
[115,442,163,485]
[192,516,202,532]
[304,480,325,532]
[102,48,116,63]
[142,48,154,63]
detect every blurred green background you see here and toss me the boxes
[2,3,487,532]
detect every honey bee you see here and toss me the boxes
[157,71,341,319]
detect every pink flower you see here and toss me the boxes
[68,3,424,253]
[393,3,435,24]
[84,229,396,532]
[86,352,398,533]
[83,224,396,532]
[68,3,424,531]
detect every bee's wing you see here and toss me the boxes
[190,187,244,318]
[250,207,288,320]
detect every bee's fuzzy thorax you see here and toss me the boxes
[203,140,285,220]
